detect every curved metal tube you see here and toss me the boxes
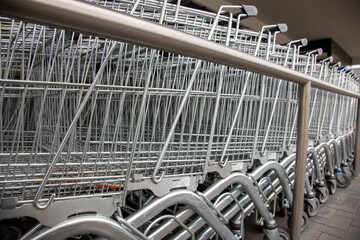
[249,161,293,206]
[187,174,279,240]
[199,164,295,240]
[307,147,325,185]
[159,158,297,240]
[348,132,354,155]
[304,172,315,197]
[345,132,354,159]
[203,193,245,240]
[316,143,335,177]
[280,153,297,169]
[127,173,276,235]
[151,158,297,239]
[113,214,149,240]
[204,173,277,228]
[144,215,195,240]
[198,157,317,240]
[336,136,347,164]
[25,215,138,240]
[20,223,44,240]
[125,189,236,240]
[327,139,341,168]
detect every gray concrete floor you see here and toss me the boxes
[243,177,360,240]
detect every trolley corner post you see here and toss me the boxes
[290,81,311,240]
[355,99,360,177]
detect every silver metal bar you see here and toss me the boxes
[144,215,194,240]
[290,81,311,240]
[26,215,138,240]
[355,100,360,176]
[179,158,297,240]
[125,189,236,240]
[32,41,118,209]
[1,0,359,99]
[19,223,43,240]
[308,147,325,185]
[316,143,335,177]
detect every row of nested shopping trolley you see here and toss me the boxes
[0,0,359,239]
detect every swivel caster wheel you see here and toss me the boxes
[288,212,308,232]
[317,187,329,204]
[336,173,351,188]
[328,181,336,194]
[263,228,290,240]
[305,198,320,217]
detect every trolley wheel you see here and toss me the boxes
[287,212,308,232]
[263,228,290,240]
[336,173,351,188]
[304,198,320,217]
[317,188,329,204]
[0,224,22,240]
[347,168,355,180]
[328,181,336,194]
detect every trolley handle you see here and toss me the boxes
[260,23,288,34]
[233,5,258,41]
[321,56,334,63]
[215,5,257,31]
[276,23,288,33]
[316,48,324,55]
[241,5,258,17]
[218,5,257,18]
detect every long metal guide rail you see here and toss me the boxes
[1,0,359,99]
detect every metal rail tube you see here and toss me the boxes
[196,173,277,228]
[316,143,335,177]
[126,174,277,232]
[1,0,359,99]
[355,100,360,176]
[149,155,297,239]
[125,190,236,240]
[337,136,348,163]
[327,139,341,168]
[26,215,138,240]
[178,157,314,239]
[308,147,325,185]
[175,170,291,240]
[249,161,293,205]
[197,163,299,240]
[290,82,311,240]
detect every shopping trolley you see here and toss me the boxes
[1,0,359,239]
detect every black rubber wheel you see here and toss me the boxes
[263,228,290,240]
[317,187,329,204]
[305,198,320,217]
[328,181,336,194]
[336,173,351,188]
[288,212,308,232]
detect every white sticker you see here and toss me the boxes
[232,162,244,171]
[172,177,190,188]
[268,152,277,160]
